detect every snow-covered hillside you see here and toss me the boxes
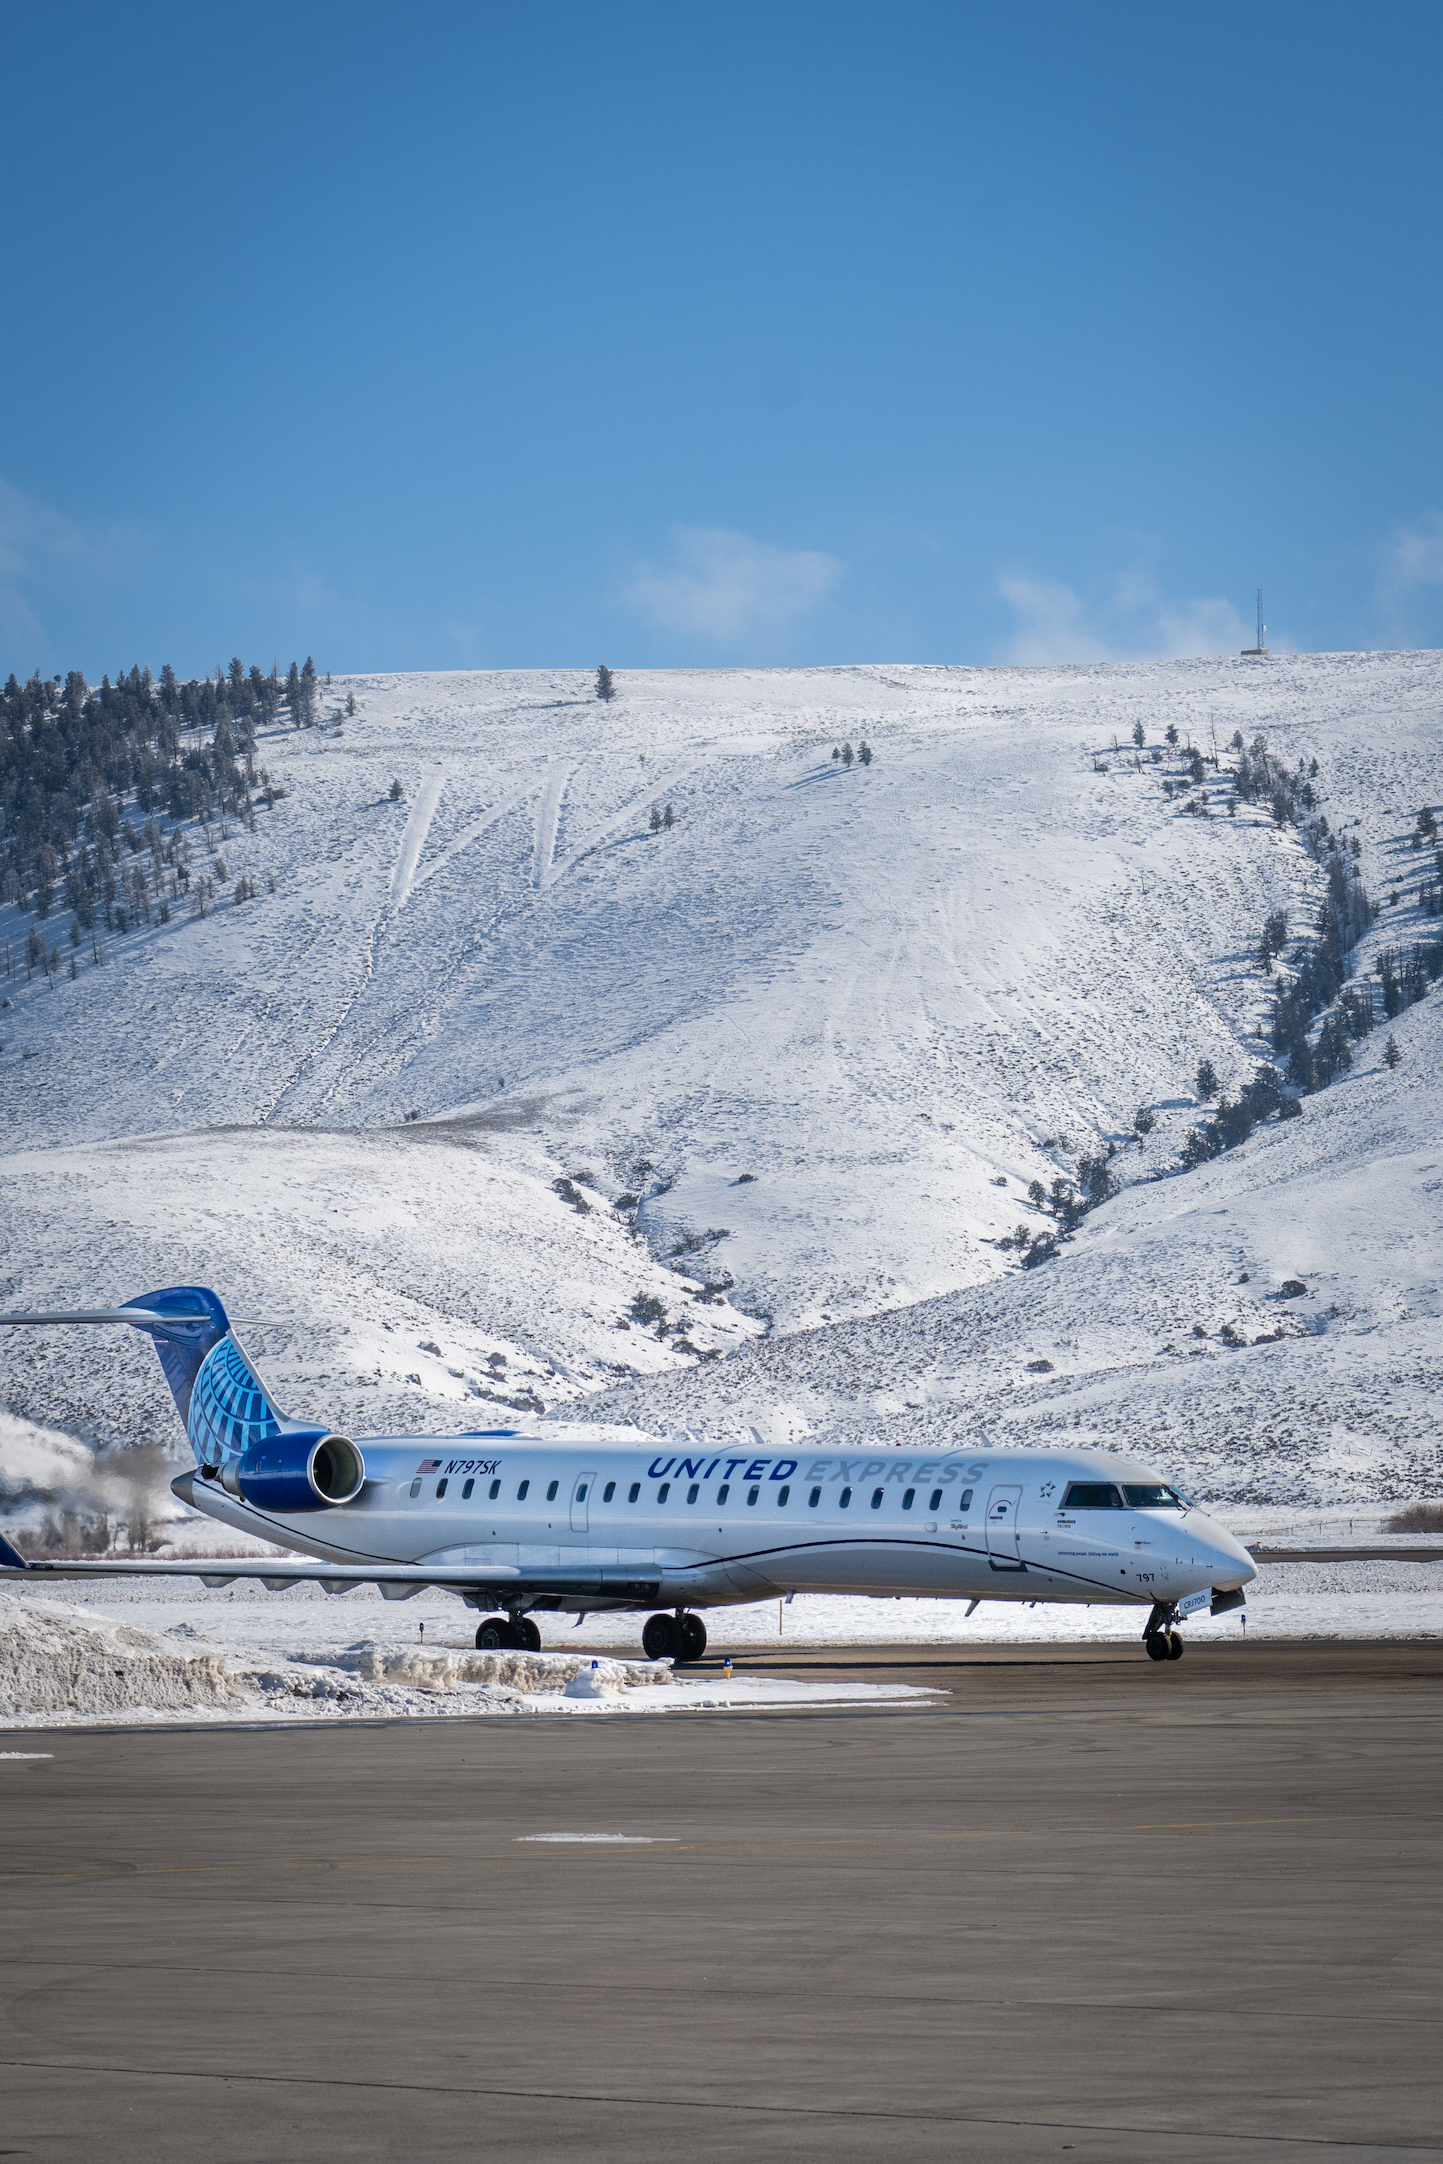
[1,651,1439,1514]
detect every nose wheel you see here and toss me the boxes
[1143,1601,1185,1664]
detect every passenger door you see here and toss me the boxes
[985,1484,1025,1570]
[570,1471,597,1535]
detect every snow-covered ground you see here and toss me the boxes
[1,650,1440,1594]
[0,1586,941,1730]
[3,1552,1439,1738]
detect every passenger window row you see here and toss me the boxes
[405,1475,972,1510]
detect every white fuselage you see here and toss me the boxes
[183,1430,1256,1616]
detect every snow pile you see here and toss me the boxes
[313,1642,668,1694]
[0,1595,247,1719]
[563,1659,640,1697]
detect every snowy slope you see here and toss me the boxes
[583,980,1443,1509]
[1,650,1440,1514]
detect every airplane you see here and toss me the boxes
[0,1285,1256,1664]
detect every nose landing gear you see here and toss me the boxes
[1143,1602,1185,1663]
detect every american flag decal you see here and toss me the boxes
[417,1458,442,1474]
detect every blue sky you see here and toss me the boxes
[3,0,1441,678]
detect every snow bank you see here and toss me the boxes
[0,1595,247,1719]
[316,1643,669,1694]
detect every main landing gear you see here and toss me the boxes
[475,1615,542,1652]
[1143,1601,1184,1663]
[642,1611,707,1664]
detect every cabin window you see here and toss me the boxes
[901,1488,915,1509]
[717,1483,730,1504]
[777,1485,790,1506]
[870,1488,884,1509]
[436,1477,448,1498]
[1123,1484,1184,1509]
[488,1478,501,1500]
[687,1483,699,1504]
[958,1487,973,1510]
[408,1478,422,1498]
[517,1479,529,1500]
[809,1487,821,1507]
[839,1486,852,1508]
[628,1481,640,1503]
[1062,1482,1123,1510]
[747,1486,759,1506]
[657,1482,670,1503]
[546,1480,559,1502]
[462,1478,474,1499]
[603,1481,616,1503]
[577,1483,588,1502]
[929,1489,943,1510]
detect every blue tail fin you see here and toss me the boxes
[123,1287,288,1468]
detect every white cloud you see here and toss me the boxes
[1378,512,1443,621]
[627,526,844,642]
[997,565,1252,664]
[0,477,141,663]
[996,576,1113,664]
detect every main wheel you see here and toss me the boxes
[676,1614,707,1664]
[1166,1631,1184,1660]
[1145,1633,1169,1662]
[519,1617,542,1653]
[475,1617,511,1651]
[642,1612,680,1661]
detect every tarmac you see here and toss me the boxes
[2,1638,1440,2162]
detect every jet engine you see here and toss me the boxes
[220,1431,366,1512]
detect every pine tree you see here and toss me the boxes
[596,665,615,701]
[1131,721,1145,747]
[1195,1057,1220,1100]
[389,779,404,802]
[1383,1035,1402,1069]
[286,662,302,726]
[300,658,317,725]
[664,803,675,829]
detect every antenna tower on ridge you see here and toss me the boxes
[1241,588,1268,659]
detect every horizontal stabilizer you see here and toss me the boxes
[0,1308,214,1327]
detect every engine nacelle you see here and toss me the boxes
[220,1431,365,1512]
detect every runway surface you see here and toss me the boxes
[3,1640,1440,2161]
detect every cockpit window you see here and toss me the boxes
[1061,1482,1124,1509]
[1123,1483,1185,1508]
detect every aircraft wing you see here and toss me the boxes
[0,1536,661,1601]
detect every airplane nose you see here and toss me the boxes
[1194,1514,1256,1588]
